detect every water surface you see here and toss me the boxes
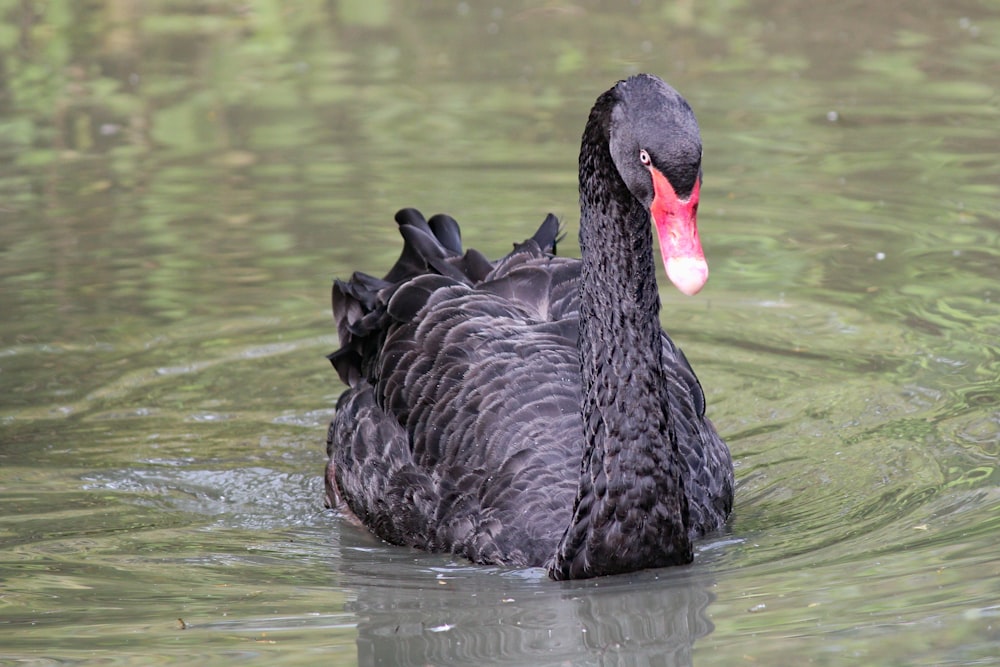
[1,1,999,665]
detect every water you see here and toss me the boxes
[1,1,998,664]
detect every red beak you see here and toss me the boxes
[649,170,707,296]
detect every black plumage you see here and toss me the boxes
[325,74,734,580]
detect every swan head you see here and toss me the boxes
[607,74,708,296]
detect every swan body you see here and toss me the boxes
[325,74,733,579]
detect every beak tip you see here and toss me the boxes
[665,257,709,296]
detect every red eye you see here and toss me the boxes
[639,149,651,166]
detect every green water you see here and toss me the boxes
[1,1,998,665]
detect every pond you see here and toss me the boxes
[1,1,998,665]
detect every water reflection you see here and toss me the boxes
[337,528,721,667]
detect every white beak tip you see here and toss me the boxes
[665,257,709,296]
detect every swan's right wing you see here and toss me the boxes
[327,209,584,566]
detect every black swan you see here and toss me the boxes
[325,74,734,580]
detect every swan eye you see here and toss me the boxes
[639,149,651,167]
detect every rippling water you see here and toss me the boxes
[1,1,998,665]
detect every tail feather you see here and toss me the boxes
[330,208,561,387]
[531,213,562,253]
[428,213,463,254]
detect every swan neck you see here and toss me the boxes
[547,113,692,579]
